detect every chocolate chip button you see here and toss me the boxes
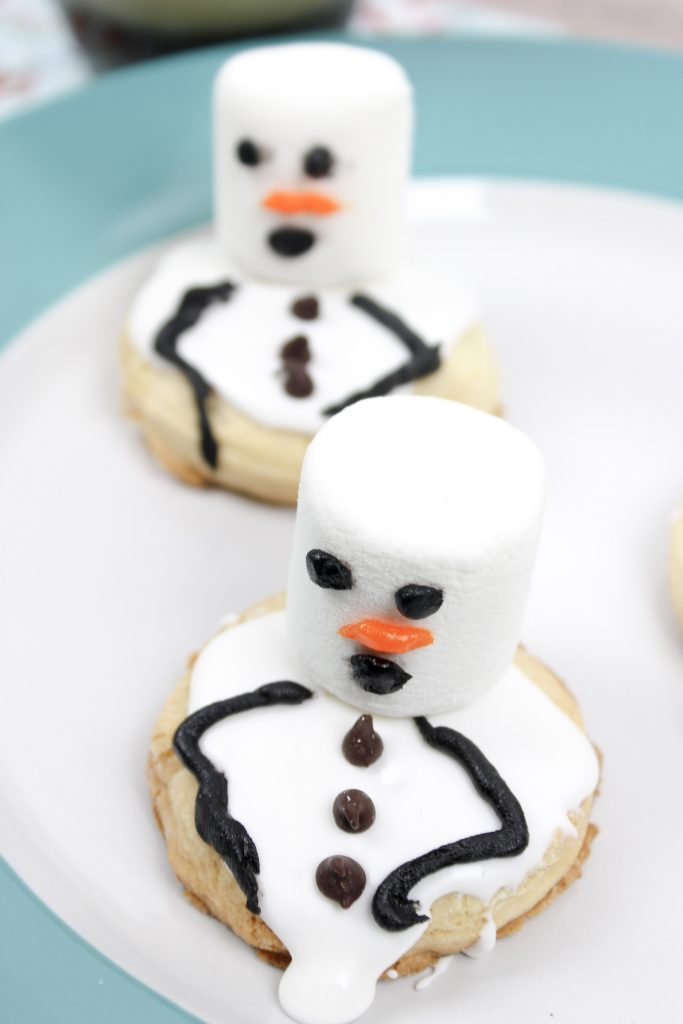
[281,334,311,362]
[284,364,313,398]
[333,789,376,833]
[279,333,313,397]
[342,714,384,767]
[315,855,366,908]
[291,295,319,321]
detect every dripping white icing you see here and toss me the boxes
[414,955,456,991]
[188,610,599,1024]
[463,912,497,959]
[127,236,478,435]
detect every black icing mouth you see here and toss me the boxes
[349,654,412,695]
[268,227,316,257]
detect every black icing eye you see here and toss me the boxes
[303,146,334,179]
[306,549,353,590]
[236,138,262,167]
[395,585,443,620]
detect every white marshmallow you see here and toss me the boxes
[214,43,412,286]
[286,397,545,716]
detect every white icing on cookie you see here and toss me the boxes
[188,610,599,1024]
[127,237,479,434]
[288,397,545,716]
[214,44,412,286]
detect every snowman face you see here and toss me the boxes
[286,396,546,718]
[289,531,531,718]
[213,44,412,286]
[306,548,443,698]
[231,134,341,263]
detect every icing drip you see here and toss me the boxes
[173,680,313,913]
[463,912,497,959]
[372,717,528,932]
[414,955,456,991]
[322,294,441,417]
[154,282,234,467]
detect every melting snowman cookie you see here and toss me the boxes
[122,43,498,504]
[148,397,600,1024]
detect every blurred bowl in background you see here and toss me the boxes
[61,0,354,67]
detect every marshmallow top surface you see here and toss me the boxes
[299,396,545,565]
[215,42,411,111]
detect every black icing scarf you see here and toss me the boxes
[372,716,528,930]
[153,281,235,468]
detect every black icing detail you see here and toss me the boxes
[268,227,316,257]
[395,585,444,620]
[304,146,334,179]
[153,282,235,468]
[173,681,313,915]
[372,717,529,931]
[236,139,262,167]
[323,293,441,416]
[306,549,353,590]
[350,654,411,695]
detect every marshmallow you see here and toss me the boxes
[214,43,412,286]
[287,397,545,716]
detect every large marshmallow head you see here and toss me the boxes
[287,397,545,717]
[214,43,412,286]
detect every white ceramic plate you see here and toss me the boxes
[1,179,682,1023]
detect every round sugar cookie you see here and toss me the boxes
[147,594,598,980]
[121,320,499,505]
[146,397,600,1023]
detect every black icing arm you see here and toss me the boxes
[173,680,313,915]
[372,716,529,932]
[154,282,235,468]
[323,292,441,417]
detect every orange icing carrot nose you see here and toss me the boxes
[338,619,433,654]
[262,190,341,216]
